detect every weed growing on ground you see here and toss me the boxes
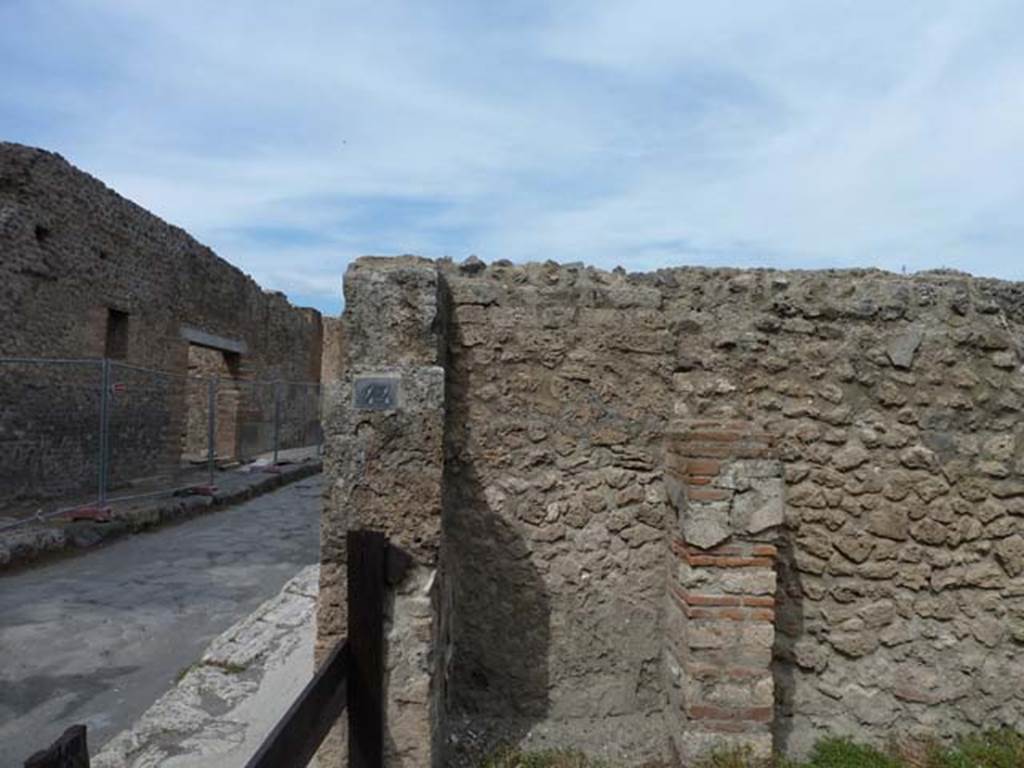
[203,659,248,675]
[173,661,199,683]
[481,745,610,768]
[695,730,1024,768]
[926,730,1024,768]
[173,658,248,683]
[481,731,1024,768]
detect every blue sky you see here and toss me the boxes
[3,1,1024,315]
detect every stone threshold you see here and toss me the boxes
[0,461,322,574]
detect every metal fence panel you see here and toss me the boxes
[106,362,198,505]
[0,359,103,525]
[0,356,322,532]
[278,381,323,461]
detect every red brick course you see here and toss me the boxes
[686,475,714,486]
[685,458,722,476]
[686,555,774,568]
[681,593,742,607]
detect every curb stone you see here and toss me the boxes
[92,565,320,768]
[0,461,322,574]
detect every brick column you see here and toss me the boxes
[664,420,782,762]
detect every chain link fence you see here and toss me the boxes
[0,357,323,531]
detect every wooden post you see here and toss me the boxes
[24,725,89,768]
[348,530,386,768]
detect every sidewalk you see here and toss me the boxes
[0,454,322,573]
[92,565,320,768]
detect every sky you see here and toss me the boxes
[3,1,1024,315]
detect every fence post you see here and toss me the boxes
[24,724,89,767]
[348,530,385,768]
[97,359,111,507]
[272,381,282,465]
[207,376,217,488]
[317,383,324,457]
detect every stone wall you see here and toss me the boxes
[321,255,1024,765]
[321,316,346,383]
[0,143,323,375]
[0,143,322,504]
[441,260,671,763]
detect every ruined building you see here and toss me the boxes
[0,143,322,505]
[321,256,1024,765]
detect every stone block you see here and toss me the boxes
[719,568,777,596]
[867,506,909,540]
[731,477,784,535]
[676,731,773,764]
[682,501,733,549]
[699,677,774,708]
[995,535,1024,577]
[886,326,924,369]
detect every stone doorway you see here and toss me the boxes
[181,343,243,463]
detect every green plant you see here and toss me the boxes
[696,745,773,768]
[173,661,199,683]
[204,658,248,675]
[174,658,247,684]
[482,731,1024,768]
[481,746,611,768]
[802,738,903,768]
[937,730,1024,768]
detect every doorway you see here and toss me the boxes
[181,344,242,463]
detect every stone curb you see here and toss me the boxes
[0,461,322,574]
[92,565,319,768]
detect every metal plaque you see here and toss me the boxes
[354,377,399,411]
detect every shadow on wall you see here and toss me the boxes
[772,532,805,756]
[443,455,551,761]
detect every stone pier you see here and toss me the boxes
[663,420,783,761]
[317,257,448,767]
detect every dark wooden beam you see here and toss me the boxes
[243,638,350,768]
[348,529,386,768]
[24,725,89,768]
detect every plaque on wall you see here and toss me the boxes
[353,377,400,411]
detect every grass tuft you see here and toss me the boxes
[933,730,1024,768]
[801,737,902,768]
[481,731,1024,768]
[693,730,1024,768]
[697,745,772,768]
[203,659,248,675]
[174,658,248,684]
[481,745,610,768]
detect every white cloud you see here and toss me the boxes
[3,0,1024,311]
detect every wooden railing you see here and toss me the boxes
[244,637,351,768]
[25,530,400,768]
[24,726,89,768]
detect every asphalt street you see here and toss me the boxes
[0,474,321,765]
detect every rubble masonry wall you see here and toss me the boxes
[321,255,1024,764]
[0,143,322,503]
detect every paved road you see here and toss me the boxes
[0,475,321,765]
